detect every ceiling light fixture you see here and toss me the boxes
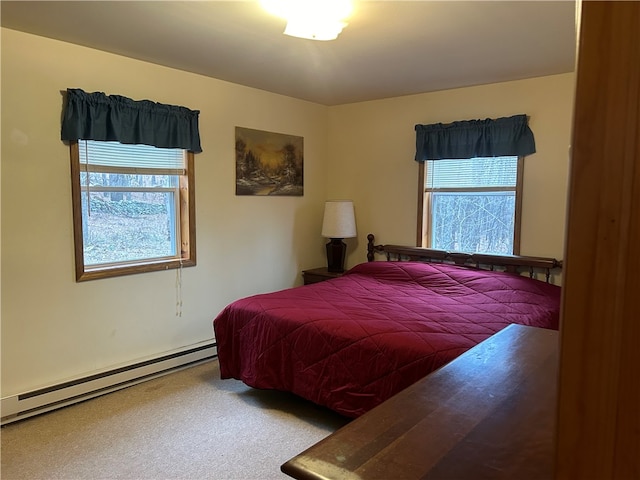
[261,0,353,41]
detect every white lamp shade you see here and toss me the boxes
[321,200,357,238]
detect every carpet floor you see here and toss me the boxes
[1,360,350,480]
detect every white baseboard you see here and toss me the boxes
[1,341,217,425]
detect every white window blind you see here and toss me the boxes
[79,140,185,174]
[426,156,518,190]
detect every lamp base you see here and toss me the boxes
[326,238,346,273]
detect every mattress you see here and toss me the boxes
[213,261,561,417]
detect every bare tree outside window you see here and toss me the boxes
[420,156,522,255]
[70,140,195,281]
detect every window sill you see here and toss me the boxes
[77,257,196,282]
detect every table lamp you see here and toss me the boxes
[321,200,357,272]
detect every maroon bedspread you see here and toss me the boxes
[213,261,561,417]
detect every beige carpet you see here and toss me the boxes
[1,360,350,480]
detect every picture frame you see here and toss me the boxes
[235,126,304,196]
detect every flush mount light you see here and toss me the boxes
[261,0,353,41]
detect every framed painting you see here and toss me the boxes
[235,127,304,196]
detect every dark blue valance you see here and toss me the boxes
[61,88,202,153]
[415,114,535,161]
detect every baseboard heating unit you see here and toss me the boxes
[1,341,216,425]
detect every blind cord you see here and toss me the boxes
[84,141,91,216]
[175,259,183,317]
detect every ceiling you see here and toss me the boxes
[1,1,577,106]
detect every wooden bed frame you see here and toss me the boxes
[282,237,564,479]
[366,233,562,283]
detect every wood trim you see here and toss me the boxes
[513,156,524,255]
[77,258,196,282]
[416,161,425,246]
[416,157,524,253]
[555,1,640,478]
[69,142,196,282]
[69,142,86,281]
[181,152,196,263]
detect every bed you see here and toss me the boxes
[213,234,562,418]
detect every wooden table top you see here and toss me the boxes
[281,324,559,480]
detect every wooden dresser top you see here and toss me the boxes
[282,324,559,480]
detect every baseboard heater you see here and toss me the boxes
[1,341,217,425]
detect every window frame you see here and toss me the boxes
[416,157,523,255]
[70,141,196,281]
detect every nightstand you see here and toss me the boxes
[302,267,344,285]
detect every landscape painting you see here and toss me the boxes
[235,127,304,196]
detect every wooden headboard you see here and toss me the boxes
[366,233,562,283]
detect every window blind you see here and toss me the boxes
[426,157,518,190]
[79,140,185,174]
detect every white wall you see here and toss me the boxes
[1,28,575,399]
[327,73,575,267]
[1,28,329,397]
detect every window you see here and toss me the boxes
[70,140,195,281]
[418,156,523,255]
[61,89,201,281]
